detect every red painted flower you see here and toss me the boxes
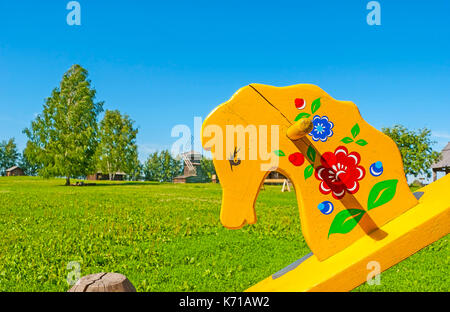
[294,98,306,109]
[289,152,304,166]
[315,146,365,199]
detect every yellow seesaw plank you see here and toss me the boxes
[246,174,450,292]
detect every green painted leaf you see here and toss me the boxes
[294,112,311,121]
[341,137,353,144]
[274,150,286,157]
[307,146,316,162]
[311,98,321,114]
[304,165,314,180]
[328,209,366,238]
[351,124,360,138]
[367,179,398,210]
[356,139,368,146]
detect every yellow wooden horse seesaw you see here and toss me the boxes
[201,83,450,291]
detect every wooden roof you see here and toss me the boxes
[431,142,450,170]
[6,166,21,172]
[182,150,202,158]
[92,171,126,175]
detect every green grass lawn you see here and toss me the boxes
[0,177,448,292]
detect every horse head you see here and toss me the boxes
[201,83,418,260]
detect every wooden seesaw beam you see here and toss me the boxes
[201,83,449,292]
[246,174,450,292]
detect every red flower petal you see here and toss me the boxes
[347,152,361,166]
[334,145,348,157]
[314,145,365,200]
[289,152,304,166]
[321,152,336,168]
[346,181,360,194]
[319,181,332,195]
[315,167,325,180]
[332,189,346,200]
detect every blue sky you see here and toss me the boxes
[1,0,449,167]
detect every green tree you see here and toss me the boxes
[200,158,216,180]
[382,125,441,178]
[0,138,19,176]
[23,64,104,185]
[128,161,143,181]
[143,152,161,181]
[143,150,182,182]
[19,150,39,176]
[96,110,139,180]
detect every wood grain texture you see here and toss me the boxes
[68,272,136,292]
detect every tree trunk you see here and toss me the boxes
[65,176,71,186]
[107,161,112,181]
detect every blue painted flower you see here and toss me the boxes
[318,201,334,215]
[309,115,334,142]
[370,161,383,177]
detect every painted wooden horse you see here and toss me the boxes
[201,84,450,291]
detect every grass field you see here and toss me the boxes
[0,177,448,292]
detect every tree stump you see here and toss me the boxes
[68,272,136,292]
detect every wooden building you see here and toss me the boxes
[173,151,210,183]
[6,166,25,176]
[87,172,126,181]
[431,142,450,181]
[264,171,289,184]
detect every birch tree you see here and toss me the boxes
[24,64,104,185]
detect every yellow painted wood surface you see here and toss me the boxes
[246,174,450,292]
[201,84,418,261]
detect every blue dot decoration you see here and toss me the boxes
[370,161,383,177]
[318,201,334,215]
